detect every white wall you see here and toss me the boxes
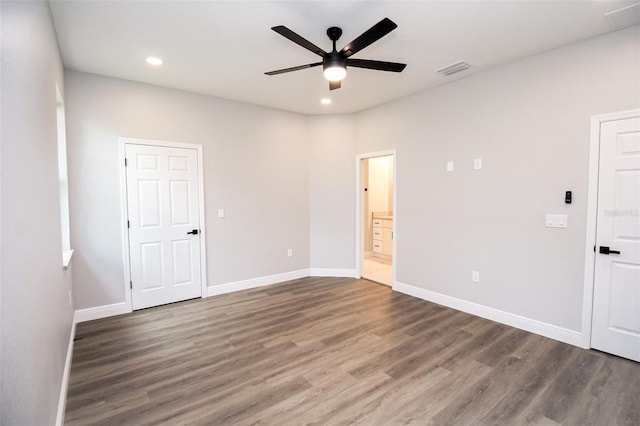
[367,155,393,214]
[0,2,75,424]
[65,72,310,309]
[308,115,356,271]
[353,26,640,333]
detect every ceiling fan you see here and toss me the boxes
[265,17,407,90]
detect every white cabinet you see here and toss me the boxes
[382,228,393,256]
[372,219,383,253]
[372,217,392,258]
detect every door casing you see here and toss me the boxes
[119,137,208,312]
[355,149,397,286]
[582,109,640,349]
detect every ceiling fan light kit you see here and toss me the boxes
[323,65,347,82]
[265,18,406,90]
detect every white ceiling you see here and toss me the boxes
[49,1,639,115]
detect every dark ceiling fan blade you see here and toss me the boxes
[271,26,327,57]
[346,59,406,72]
[339,18,398,58]
[329,80,341,90]
[265,62,323,75]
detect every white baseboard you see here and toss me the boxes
[56,314,76,426]
[393,281,583,347]
[309,268,358,278]
[207,269,310,297]
[75,302,131,323]
[74,269,359,320]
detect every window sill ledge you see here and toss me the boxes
[63,249,74,270]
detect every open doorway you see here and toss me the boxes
[357,151,395,286]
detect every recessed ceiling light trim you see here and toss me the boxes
[320,98,332,105]
[436,61,471,76]
[145,57,163,66]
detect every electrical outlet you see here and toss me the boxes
[287,249,293,258]
[474,158,482,170]
[472,271,480,283]
[446,161,454,172]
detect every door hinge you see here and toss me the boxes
[130,280,132,289]
[127,220,130,229]
[124,158,128,167]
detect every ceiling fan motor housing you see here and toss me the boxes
[323,50,346,71]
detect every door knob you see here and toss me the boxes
[187,229,199,235]
[599,246,620,255]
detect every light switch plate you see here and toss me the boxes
[545,214,567,228]
[446,161,454,172]
[218,209,225,219]
[474,158,482,170]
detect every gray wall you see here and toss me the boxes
[351,26,640,332]
[0,2,75,424]
[66,25,639,335]
[309,115,356,270]
[65,72,310,309]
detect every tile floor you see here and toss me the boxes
[363,255,392,286]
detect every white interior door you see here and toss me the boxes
[126,143,202,310]
[591,116,640,362]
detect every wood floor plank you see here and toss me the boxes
[386,359,493,424]
[428,355,526,425]
[478,338,575,425]
[65,277,640,425]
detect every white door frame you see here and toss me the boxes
[119,137,208,311]
[581,109,640,349]
[355,149,397,286]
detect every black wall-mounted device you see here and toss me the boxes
[565,191,572,204]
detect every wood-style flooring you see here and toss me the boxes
[65,277,639,425]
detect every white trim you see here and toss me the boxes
[118,137,208,309]
[75,269,361,321]
[55,315,76,426]
[309,268,358,278]
[75,302,131,323]
[195,143,208,298]
[206,269,310,297]
[394,281,584,347]
[75,270,312,320]
[62,249,74,270]
[118,140,132,310]
[355,150,397,286]
[582,109,640,349]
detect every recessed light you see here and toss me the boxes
[145,57,163,66]
[320,98,332,105]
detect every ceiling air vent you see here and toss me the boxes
[437,61,471,76]
[604,3,640,30]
